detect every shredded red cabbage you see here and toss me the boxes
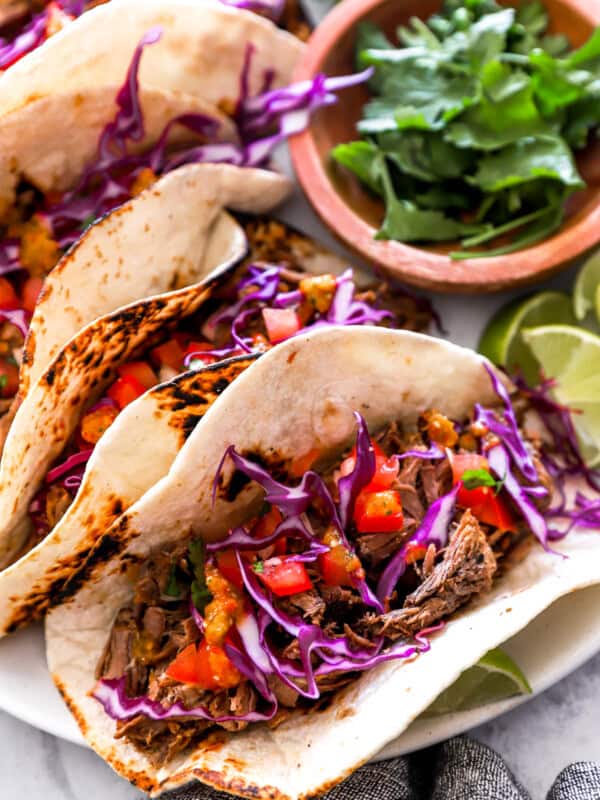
[218,0,284,22]
[45,449,92,484]
[0,308,29,338]
[337,412,376,529]
[486,442,551,550]
[94,676,277,723]
[213,445,341,525]
[476,366,538,483]
[376,485,459,603]
[396,444,444,461]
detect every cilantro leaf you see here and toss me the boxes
[165,563,181,598]
[188,539,212,614]
[461,468,497,490]
[331,140,383,195]
[334,4,600,257]
[375,156,486,242]
[470,135,584,193]
[253,560,264,574]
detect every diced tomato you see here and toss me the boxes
[0,278,19,310]
[451,452,516,532]
[258,558,312,596]
[107,375,147,410]
[459,486,516,532]
[450,453,489,484]
[184,341,216,366]
[79,404,119,445]
[21,276,44,313]
[165,643,199,685]
[318,544,362,587]
[290,448,320,478]
[252,507,283,540]
[150,338,184,371]
[340,441,399,492]
[262,308,301,344]
[354,489,404,533]
[165,640,241,690]
[0,358,18,398]
[117,361,157,390]
[405,542,427,565]
[216,550,244,590]
[45,2,74,38]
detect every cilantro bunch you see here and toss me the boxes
[332,0,600,258]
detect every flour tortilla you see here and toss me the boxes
[46,327,600,798]
[0,86,238,207]
[0,165,290,605]
[0,0,303,120]
[22,164,290,394]
[0,205,370,636]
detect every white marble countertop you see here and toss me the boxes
[0,649,599,800]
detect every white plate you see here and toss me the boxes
[0,151,594,754]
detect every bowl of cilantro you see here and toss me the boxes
[289,0,600,293]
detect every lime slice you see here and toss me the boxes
[424,648,531,716]
[573,250,600,321]
[522,324,600,466]
[478,291,575,384]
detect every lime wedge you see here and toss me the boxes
[573,250,600,321]
[478,291,575,384]
[424,648,531,716]
[522,324,600,466]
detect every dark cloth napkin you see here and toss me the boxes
[161,736,600,800]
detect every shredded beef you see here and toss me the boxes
[267,675,299,708]
[356,529,413,567]
[277,590,326,625]
[360,510,497,640]
[96,609,135,681]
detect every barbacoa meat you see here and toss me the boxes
[361,510,497,640]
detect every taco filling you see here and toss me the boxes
[26,228,431,555]
[93,371,556,764]
[0,25,363,414]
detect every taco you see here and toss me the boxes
[0,206,430,635]
[0,0,306,71]
[0,3,306,440]
[45,326,600,798]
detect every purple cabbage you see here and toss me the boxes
[45,449,92,485]
[396,444,444,461]
[376,485,459,602]
[0,11,47,70]
[0,308,29,338]
[337,412,376,529]
[486,443,550,550]
[218,0,285,22]
[213,445,341,525]
[476,366,538,483]
[207,513,326,553]
[94,676,276,723]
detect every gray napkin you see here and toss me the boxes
[159,736,600,800]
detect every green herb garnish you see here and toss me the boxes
[188,539,212,613]
[0,375,7,391]
[253,560,265,574]
[164,563,181,598]
[461,468,506,494]
[331,0,600,258]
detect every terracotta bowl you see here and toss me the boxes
[289,0,600,293]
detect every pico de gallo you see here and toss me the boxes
[25,231,433,559]
[93,369,597,765]
[0,23,367,419]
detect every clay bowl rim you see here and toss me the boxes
[289,0,600,294]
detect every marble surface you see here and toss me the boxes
[0,649,599,800]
